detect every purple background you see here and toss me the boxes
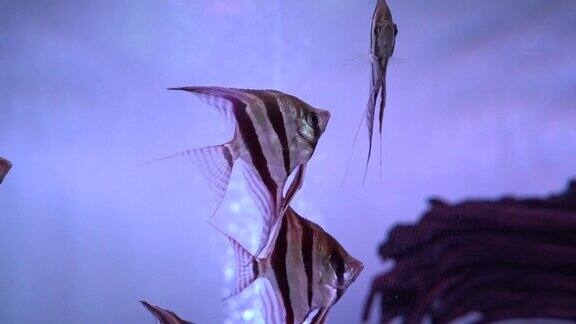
[1,1,575,323]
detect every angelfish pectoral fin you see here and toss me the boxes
[319,271,347,292]
[309,307,331,324]
[319,271,334,289]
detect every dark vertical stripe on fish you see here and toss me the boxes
[223,145,234,168]
[252,259,259,278]
[300,218,315,308]
[226,95,278,197]
[271,215,294,322]
[262,95,291,176]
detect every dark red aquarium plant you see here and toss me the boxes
[363,179,576,323]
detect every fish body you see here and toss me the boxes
[365,0,397,177]
[0,157,12,184]
[371,0,396,67]
[140,301,193,324]
[218,206,363,324]
[168,87,330,256]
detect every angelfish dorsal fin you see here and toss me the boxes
[184,144,235,217]
[140,301,193,324]
[169,86,239,127]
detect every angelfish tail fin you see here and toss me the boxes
[186,144,235,217]
[143,143,235,217]
[209,222,259,300]
[140,301,193,324]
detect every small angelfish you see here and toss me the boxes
[140,301,193,324]
[0,157,12,184]
[365,0,397,178]
[162,86,330,257]
[215,206,363,324]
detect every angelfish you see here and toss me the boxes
[365,0,397,177]
[163,86,330,256]
[140,301,193,324]
[215,206,363,324]
[0,157,12,184]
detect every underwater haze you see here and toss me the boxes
[1,0,575,323]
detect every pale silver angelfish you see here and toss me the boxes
[215,206,363,324]
[365,0,397,179]
[153,87,330,257]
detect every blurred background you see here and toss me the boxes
[1,0,575,323]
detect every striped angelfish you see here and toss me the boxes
[365,0,397,179]
[215,206,363,324]
[0,157,11,184]
[160,86,330,257]
[140,301,193,324]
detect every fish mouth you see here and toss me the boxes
[333,263,363,303]
[317,109,331,134]
[319,109,331,124]
[345,260,364,288]
[336,261,364,290]
[329,259,364,303]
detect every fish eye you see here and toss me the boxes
[307,113,319,127]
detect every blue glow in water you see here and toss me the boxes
[1,1,574,323]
